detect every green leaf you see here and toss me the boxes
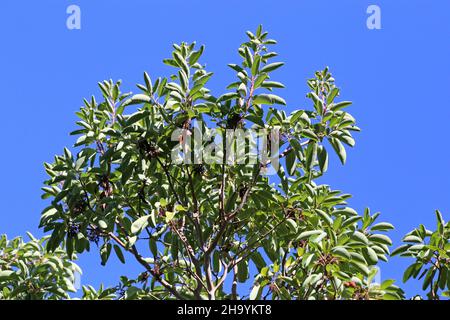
[285,150,296,176]
[244,47,253,68]
[149,238,158,257]
[131,215,150,234]
[228,64,244,73]
[316,209,333,226]
[250,284,261,300]
[260,62,284,73]
[330,101,352,111]
[250,252,266,270]
[304,141,318,171]
[380,279,396,290]
[237,260,249,283]
[100,242,112,266]
[217,92,239,103]
[113,245,125,264]
[212,251,221,274]
[120,161,135,185]
[391,244,410,256]
[403,263,420,282]
[317,146,329,173]
[173,51,189,75]
[165,211,176,223]
[189,45,204,65]
[0,270,14,280]
[436,210,445,233]
[349,252,368,264]
[371,222,394,231]
[178,70,189,91]
[123,94,151,107]
[98,220,108,230]
[246,114,265,127]
[144,72,153,93]
[402,235,422,243]
[332,246,351,260]
[370,234,393,246]
[163,59,179,68]
[268,94,286,106]
[301,129,318,141]
[352,231,369,245]
[285,218,298,234]
[126,110,149,126]
[352,262,370,277]
[422,268,436,290]
[363,247,379,265]
[328,137,346,165]
[326,88,339,104]
[225,192,238,213]
[251,55,261,75]
[253,94,286,106]
[297,230,324,240]
[253,94,272,105]
[261,81,285,89]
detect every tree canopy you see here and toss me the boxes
[1,26,449,300]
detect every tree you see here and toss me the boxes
[1,26,449,300]
[0,233,80,299]
[393,211,450,299]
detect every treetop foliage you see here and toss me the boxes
[1,26,449,300]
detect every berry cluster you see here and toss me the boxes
[292,239,308,249]
[137,138,159,159]
[193,164,206,175]
[285,207,304,221]
[67,223,80,238]
[317,253,338,267]
[226,112,243,129]
[71,200,87,216]
[87,227,101,244]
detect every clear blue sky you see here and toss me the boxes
[1,0,449,298]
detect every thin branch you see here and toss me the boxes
[156,157,183,205]
[108,232,183,299]
[231,264,238,300]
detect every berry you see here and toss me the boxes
[285,207,304,221]
[193,164,206,175]
[71,200,86,216]
[87,227,101,244]
[67,223,80,238]
[226,113,243,129]
[137,138,159,159]
[344,281,357,289]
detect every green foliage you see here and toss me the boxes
[35,25,403,300]
[0,233,80,299]
[1,26,448,300]
[393,210,450,299]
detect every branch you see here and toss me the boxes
[230,217,286,269]
[185,167,205,250]
[231,264,238,300]
[108,232,184,300]
[170,222,208,295]
[156,157,183,205]
[212,259,229,298]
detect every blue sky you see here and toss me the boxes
[1,0,449,298]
